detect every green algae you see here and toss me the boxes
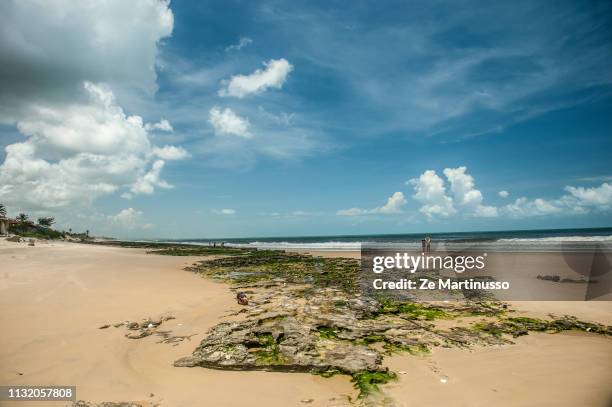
[351,371,397,398]
[378,299,449,320]
[254,333,286,365]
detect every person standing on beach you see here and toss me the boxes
[421,239,427,253]
[425,236,432,253]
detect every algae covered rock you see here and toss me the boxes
[174,314,383,374]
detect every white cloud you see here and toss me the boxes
[0,0,174,122]
[443,166,498,217]
[0,1,187,212]
[474,205,499,217]
[109,208,153,230]
[406,167,497,218]
[502,183,612,218]
[0,83,184,209]
[145,119,174,132]
[337,191,406,216]
[504,197,562,217]
[378,192,408,214]
[17,82,151,157]
[152,145,190,160]
[208,107,253,138]
[225,37,253,52]
[443,167,481,207]
[219,59,294,98]
[408,170,456,218]
[564,183,612,210]
[212,208,236,215]
[129,159,173,196]
[339,169,611,221]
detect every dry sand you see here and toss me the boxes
[385,332,612,407]
[1,242,611,406]
[0,241,354,406]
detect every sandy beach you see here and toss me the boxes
[1,241,611,406]
[0,241,354,406]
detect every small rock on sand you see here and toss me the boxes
[236,292,249,305]
[125,331,151,339]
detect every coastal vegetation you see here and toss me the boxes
[0,204,88,240]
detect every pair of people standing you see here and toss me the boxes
[421,236,432,253]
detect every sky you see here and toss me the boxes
[0,0,611,239]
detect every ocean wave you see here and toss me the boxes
[226,241,363,251]
[497,235,612,243]
[158,233,612,251]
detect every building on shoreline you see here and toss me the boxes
[0,217,9,235]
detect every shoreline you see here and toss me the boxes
[1,239,611,406]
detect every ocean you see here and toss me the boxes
[160,227,612,251]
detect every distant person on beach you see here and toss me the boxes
[425,236,432,253]
[421,239,426,253]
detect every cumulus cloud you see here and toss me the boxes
[0,83,183,209]
[128,159,173,196]
[408,170,456,218]
[339,168,611,221]
[504,197,563,217]
[152,145,190,160]
[0,1,188,213]
[378,192,408,214]
[443,167,498,217]
[208,107,253,138]
[219,59,294,98]
[108,208,153,230]
[145,119,174,132]
[225,37,253,52]
[564,183,612,210]
[407,167,497,218]
[502,183,612,218]
[212,208,236,215]
[0,0,174,122]
[337,192,407,216]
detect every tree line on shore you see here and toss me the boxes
[0,203,90,240]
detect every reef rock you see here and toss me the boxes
[174,314,383,374]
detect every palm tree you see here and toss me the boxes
[17,213,29,224]
[0,203,6,218]
[37,217,55,228]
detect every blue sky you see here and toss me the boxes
[0,0,611,238]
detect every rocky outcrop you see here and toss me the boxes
[173,284,509,375]
[169,248,612,402]
[174,314,383,374]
